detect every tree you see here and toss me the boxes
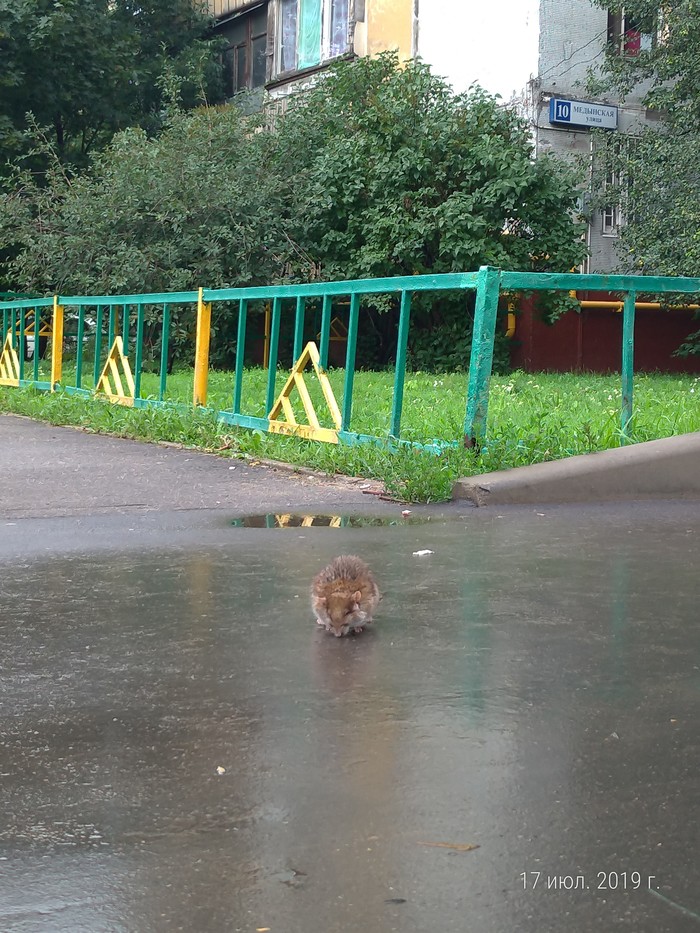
[270,53,587,366]
[593,2,700,123]
[0,54,586,368]
[0,0,222,173]
[590,1,700,279]
[272,53,585,282]
[589,2,700,354]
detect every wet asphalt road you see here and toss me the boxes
[1,415,699,932]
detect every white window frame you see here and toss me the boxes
[274,0,350,79]
[609,7,657,57]
[601,158,622,236]
[601,202,622,236]
[322,0,350,62]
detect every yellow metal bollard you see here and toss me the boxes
[193,287,212,407]
[50,295,64,390]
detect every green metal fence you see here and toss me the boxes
[1,266,699,450]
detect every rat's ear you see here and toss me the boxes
[352,590,361,602]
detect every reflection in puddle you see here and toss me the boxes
[231,513,430,528]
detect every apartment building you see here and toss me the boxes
[208,0,414,104]
[530,1,658,272]
[208,1,657,273]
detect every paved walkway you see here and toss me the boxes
[1,415,699,932]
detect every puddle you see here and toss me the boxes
[230,513,431,528]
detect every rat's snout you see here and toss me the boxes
[333,628,344,637]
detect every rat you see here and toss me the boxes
[311,555,380,637]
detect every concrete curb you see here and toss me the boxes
[453,432,700,506]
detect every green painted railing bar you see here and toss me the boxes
[464,266,501,446]
[108,307,116,349]
[233,299,247,415]
[265,297,282,415]
[75,306,85,389]
[93,305,104,387]
[134,303,145,399]
[0,297,53,310]
[390,291,412,439]
[217,410,268,432]
[500,270,700,294]
[204,272,480,304]
[159,304,170,402]
[341,293,360,432]
[33,308,41,382]
[621,292,636,444]
[122,304,129,352]
[319,294,332,369]
[18,310,26,381]
[58,291,198,307]
[293,296,306,361]
[337,429,447,455]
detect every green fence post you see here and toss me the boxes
[265,297,282,415]
[122,303,130,353]
[159,304,170,401]
[463,265,501,447]
[319,294,332,369]
[75,305,85,388]
[108,306,116,349]
[390,291,412,439]
[134,302,145,400]
[93,305,104,388]
[621,291,636,445]
[18,310,26,381]
[233,299,248,415]
[33,307,41,383]
[341,293,360,432]
[293,296,306,361]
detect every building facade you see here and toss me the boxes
[530,1,658,273]
[208,1,657,274]
[209,0,414,105]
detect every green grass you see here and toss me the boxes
[1,364,699,502]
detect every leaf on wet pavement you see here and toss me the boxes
[417,841,480,852]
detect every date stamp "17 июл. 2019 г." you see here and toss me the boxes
[520,871,659,892]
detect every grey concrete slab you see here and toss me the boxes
[453,432,700,506]
[1,415,699,932]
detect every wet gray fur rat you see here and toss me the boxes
[311,555,380,637]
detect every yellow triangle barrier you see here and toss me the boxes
[268,341,341,444]
[95,336,135,406]
[0,333,20,386]
[274,514,343,528]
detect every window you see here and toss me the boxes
[601,200,622,236]
[279,0,299,73]
[328,0,349,58]
[223,5,268,95]
[600,137,636,236]
[275,0,350,77]
[607,8,656,57]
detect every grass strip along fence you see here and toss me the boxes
[1,266,699,452]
